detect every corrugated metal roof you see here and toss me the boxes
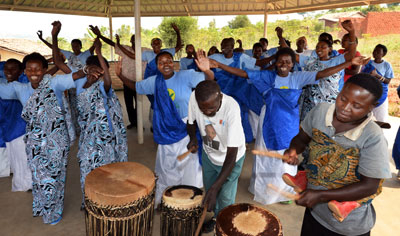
[0,0,398,17]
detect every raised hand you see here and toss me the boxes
[37,30,43,39]
[87,64,104,79]
[51,21,62,37]
[171,23,180,32]
[341,20,355,33]
[195,49,210,71]
[275,27,284,38]
[89,25,101,37]
[351,56,370,66]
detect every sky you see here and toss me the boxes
[0,10,309,41]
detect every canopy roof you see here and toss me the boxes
[0,0,398,17]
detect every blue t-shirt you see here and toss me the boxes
[179,57,195,70]
[60,49,92,72]
[210,53,259,71]
[244,49,253,57]
[371,60,394,79]
[311,49,340,59]
[136,69,205,118]
[0,74,75,107]
[142,48,176,63]
[299,54,346,69]
[249,70,318,94]
[0,62,5,78]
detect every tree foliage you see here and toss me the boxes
[228,15,252,29]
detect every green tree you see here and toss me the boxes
[228,15,252,29]
[158,16,198,49]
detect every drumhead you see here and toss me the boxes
[216,203,282,236]
[162,185,203,209]
[85,162,155,206]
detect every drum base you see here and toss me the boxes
[160,202,203,236]
[85,189,155,236]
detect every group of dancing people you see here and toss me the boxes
[0,19,397,236]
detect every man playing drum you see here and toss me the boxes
[187,80,246,233]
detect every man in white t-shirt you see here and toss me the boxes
[187,80,246,232]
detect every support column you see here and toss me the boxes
[108,14,114,61]
[263,9,268,38]
[134,0,144,144]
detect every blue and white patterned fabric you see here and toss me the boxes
[76,81,128,202]
[21,76,70,224]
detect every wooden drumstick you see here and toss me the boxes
[177,147,195,161]
[195,203,208,236]
[267,184,300,200]
[252,149,289,161]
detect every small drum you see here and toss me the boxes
[216,203,283,236]
[84,162,156,236]
[160,185,204,236]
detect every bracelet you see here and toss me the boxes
[83,65,88,74]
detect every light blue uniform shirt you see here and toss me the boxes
[371,60,394,79]
[0,74,75,108]
[142,48,176,63]
[60,49,92,72]
[299,54,346,69]
[274,71,319,90]
[179,57,195,70]
[209,53,259,71]
[136,69,205,118]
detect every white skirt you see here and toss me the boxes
[7,135,32,191]
[248,110,260,140]
[249,105,297,205]
[372,97,388,122]
[154,135,203,206]
[0,147,10,177]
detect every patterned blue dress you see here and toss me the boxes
[76,81,128,202]
[21,76,70,224]
[299,57,342,121]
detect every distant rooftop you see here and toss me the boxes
[0,38,52,58]
[318,11,366,22]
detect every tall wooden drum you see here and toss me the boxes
[216,203,283,236]
[84,162,156,236]
[160,185,204,236]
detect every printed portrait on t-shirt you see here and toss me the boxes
[67,54,84,70]
[203,124,219,150]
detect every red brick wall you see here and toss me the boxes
[362,12,400,36]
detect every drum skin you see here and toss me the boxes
[216,203,283,236]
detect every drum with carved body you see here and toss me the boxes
[84,162,156,236]
[160,185,204,236]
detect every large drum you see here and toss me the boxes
[160,185,204,236]
[216,203,283,236]
[84,162,156,236]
